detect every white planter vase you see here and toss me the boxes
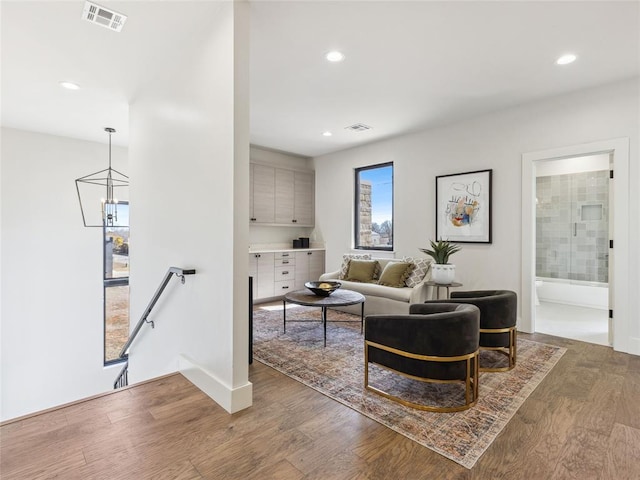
[431,264,456,284]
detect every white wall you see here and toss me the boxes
[0,128,128,421]
[127,1,251,413]
[313,78,639,353]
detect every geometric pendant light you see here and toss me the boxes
[75,127,129,227]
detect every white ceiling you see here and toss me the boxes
[2,1,639,157]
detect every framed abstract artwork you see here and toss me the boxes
[435,169,492,243]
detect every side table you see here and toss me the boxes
[426,281,463,300]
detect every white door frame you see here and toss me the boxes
[521,138,630,353]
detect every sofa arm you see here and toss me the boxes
[409,280,433,304]
[319,270,341,281]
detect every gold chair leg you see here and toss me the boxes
[364,342,480,412]
[479,327,517,372]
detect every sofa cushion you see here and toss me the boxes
[377,261,413,287]
[338,253,372,279]
[402,256,431,287]
[345,259,378,282]
[373,258,400,279]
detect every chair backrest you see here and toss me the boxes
[449,290,517,328]
[365,303,480,357]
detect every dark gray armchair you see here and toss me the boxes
[364,303,480,412]
[427,290,518,372]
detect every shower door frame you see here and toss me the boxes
[521,138,630,353]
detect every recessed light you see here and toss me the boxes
[59,81,80,90]
[326,51,345,62]
[556,54,577,65]
[322,131,333,137]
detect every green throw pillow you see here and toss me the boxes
[346,260,378,283]
[377,262,413,287]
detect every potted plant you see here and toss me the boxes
[419,239,461,284]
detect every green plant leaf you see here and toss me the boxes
[418,239,461,264]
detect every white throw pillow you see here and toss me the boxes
[402,256,431,287]
[338,253,372,279]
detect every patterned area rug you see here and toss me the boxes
[253,305,566,469]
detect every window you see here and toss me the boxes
[103,203,129,365]
[354,163,393,250]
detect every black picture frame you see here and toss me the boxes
[435,169,492,243]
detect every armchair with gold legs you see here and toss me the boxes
[364,303,480,412]
[425,290,518,372]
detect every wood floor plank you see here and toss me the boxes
[0,447,86,480]
[579,373,624,435]
[357,436,452,480]
[244,458,305,480]
[615,355,640,430]
[490,396,575,478]
[601,423,640,480]
[300,450,371,480]
[552,426,609,479]
[192,417,314,479]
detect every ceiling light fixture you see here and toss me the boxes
[326,51,345,62]
[322,131,333,137]
[59,81,80,90]
[75,128,129,227]
[556,53,577,65]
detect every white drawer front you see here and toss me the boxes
[274,280,295,294]
[275,257,295,267]
[275,266,295,281]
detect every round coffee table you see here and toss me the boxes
[283,289,365,347]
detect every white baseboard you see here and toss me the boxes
[627,337,640,357]
[178,355,253,413]
[516,315,533,334]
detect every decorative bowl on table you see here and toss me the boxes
[305,281,342,297]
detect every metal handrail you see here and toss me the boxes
[118,267,196,359]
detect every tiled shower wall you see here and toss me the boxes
[536,170,609,283]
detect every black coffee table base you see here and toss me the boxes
[283,289,365,347]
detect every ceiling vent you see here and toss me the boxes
[82,1,127,32]
[345,123,373,132]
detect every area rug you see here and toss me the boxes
[253,305,566,469]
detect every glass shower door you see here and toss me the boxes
[536,170,609,284]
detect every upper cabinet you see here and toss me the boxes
[293,171,314,226]
[250,163,315,227]
[274,169,295,224]
[250,164,276,224]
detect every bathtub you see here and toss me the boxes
[536,277,608,310]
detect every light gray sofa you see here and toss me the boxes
[318,257,433,315]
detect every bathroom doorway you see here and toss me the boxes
[533,154,610,345]
[521,138,629,353]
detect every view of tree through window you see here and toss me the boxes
[355,163,393,250]
[104,203,129,364]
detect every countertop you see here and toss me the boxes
[249,247,325,254]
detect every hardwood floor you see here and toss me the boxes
[1,331,639,479]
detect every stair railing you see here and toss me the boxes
[113,266,196,389]
[114,361,128,389]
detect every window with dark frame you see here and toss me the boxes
[103,202,129,365]
[354,162,394,251]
